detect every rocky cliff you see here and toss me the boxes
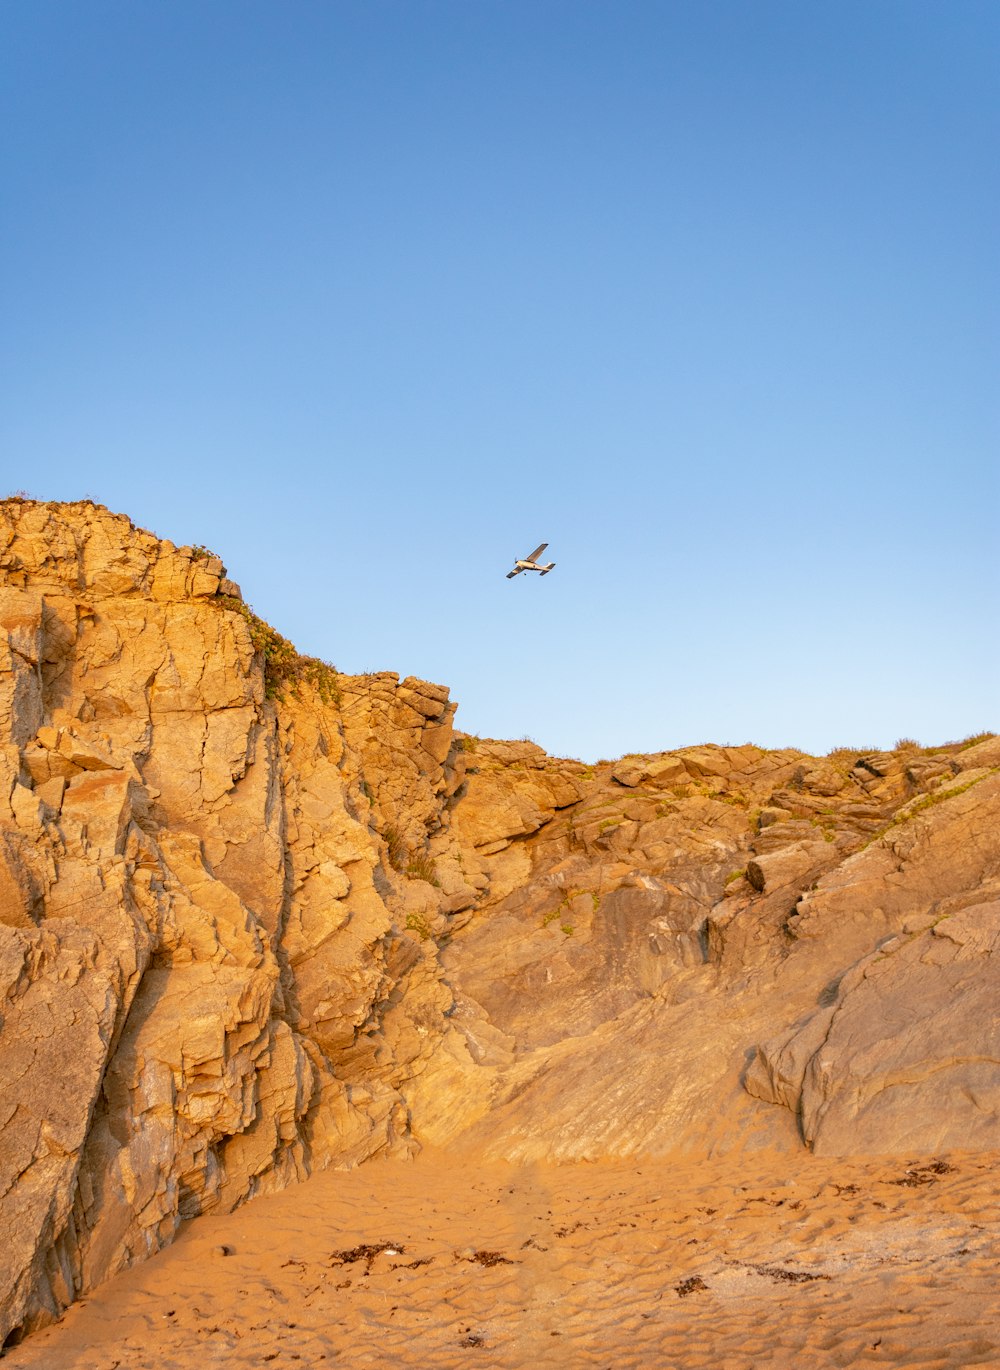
[1,499,997,1347]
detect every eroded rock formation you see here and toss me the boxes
[1,498,997,1345]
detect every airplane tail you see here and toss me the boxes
[540,562,556,575]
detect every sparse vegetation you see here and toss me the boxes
[382,823,407,871]
[825,734,995,765]
[725,869,746,885]
[228,601,298,696]
[867,768,999,847]
[808,816,837,843]
[405,852,440,886]
[190,544,218,561]
[405,912,432,941]
[219,597,341,704]
[296,655,342,706]
[956,731,996,750]
[379,825,440,886]
[826,746,882,765]
[541,888,598,932]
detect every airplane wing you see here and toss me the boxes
[525,543,548,563]
[506,568,521,579]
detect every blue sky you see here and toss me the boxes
[3,1,997,760]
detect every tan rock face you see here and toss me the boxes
[758,896,1000,1154]
[0,502,465,1344]
[1,498,997,1347]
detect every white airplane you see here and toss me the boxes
[506,542,556,579]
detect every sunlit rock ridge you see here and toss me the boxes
[1,498,997,1344]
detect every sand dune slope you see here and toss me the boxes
[6,1149,997,1370]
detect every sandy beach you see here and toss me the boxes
[6,1148,997,1369]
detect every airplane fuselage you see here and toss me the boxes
[506,543,555,578]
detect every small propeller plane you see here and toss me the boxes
[506,542,556,579]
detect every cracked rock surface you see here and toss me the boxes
[1,498,997,1346]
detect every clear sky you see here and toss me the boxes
[3,1,997,761]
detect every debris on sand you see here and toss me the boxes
[675,1276,708,1297]
[329,1243,404,1270]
